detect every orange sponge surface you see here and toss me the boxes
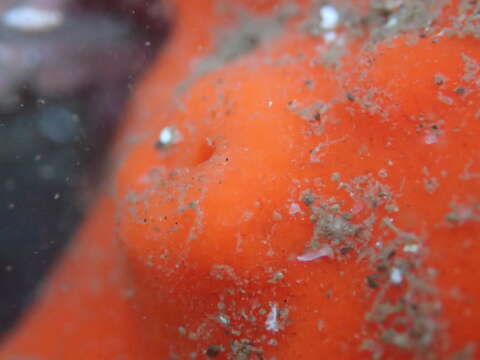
[2,1,480,359]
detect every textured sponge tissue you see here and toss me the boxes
[1,1,480,359]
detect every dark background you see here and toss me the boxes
[0,0,168,336]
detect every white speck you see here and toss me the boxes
[319,5,339,30]
[159,127,174,143]
[424,132,439,145]
[217,314,230,326]
[385,16,398,28]
[385,204,399,213]
[157,126,182,147]
[267,100,273,107]
[288,202,302,215]
[323,30,337,43]
[53,193,60,200]
[243,211,254,221]
[272,210,283,220]
[378,169,388,178]
[265,303,280,332]
[390,267,403,284]
[267,338,278,346]
[272,271,284,281]
[2,6,63,32]
[403,244,420,253]
[297,244,334,262]
[438,93,454,105]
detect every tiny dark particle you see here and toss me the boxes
[455,87,466,95]
[340,246,352,255]
[387,250,396,260]
[377,263,388,273]
[206,344,222,357]
[434,75,444,86]
[346,92,355,102]
[302,193,314,206]
[305,79,314,89]
[314,112,321,121]
[366,275,379,289]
